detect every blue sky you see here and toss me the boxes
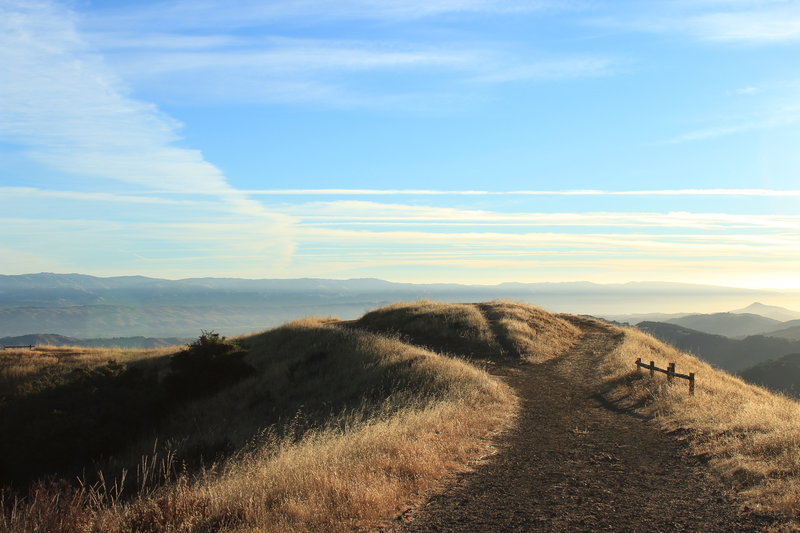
[2,0,800,287]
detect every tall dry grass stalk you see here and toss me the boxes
[600,325,800,519]
[97,396,514,533]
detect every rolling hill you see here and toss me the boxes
[3,300,800,532]
[665,312,783,338]
[636,321,800,372]
[739,353,800,398]
[730,302,800,322]
[763,321,800,340]
[0,334,190,349]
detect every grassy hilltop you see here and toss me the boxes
[2,301,800,531]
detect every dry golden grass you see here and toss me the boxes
[0,345,174,398]
[1,315,516,533]
[94,392,514,532]
[480,301,582,362]
[599,324,800,520]
[356,300,501,358]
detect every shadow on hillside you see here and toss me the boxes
[590,373,653,421]
[0,361,168,488]
[591,391,651,421]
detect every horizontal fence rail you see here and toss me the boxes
[635,358,695,395]
[2,345,35,350]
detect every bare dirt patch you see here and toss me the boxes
[386,318,775,532]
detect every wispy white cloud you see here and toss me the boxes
[0,0,295,267]
[75,1,614,106]
[690,7,800,43]
[271,201,800,231]
[0,1,225,192]
[112,38,481,77]
[238,188,800,197]
[92,35,617,106]
[86,0,569,32]
[663,109,800,143]
[290,226,800,262]
[735,86,759,95]
[468,56,617,83]
[0,187,197,205]
[593,1,800,45]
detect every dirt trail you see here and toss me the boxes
[387,317,771,532]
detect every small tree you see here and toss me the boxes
[165,330,254,401]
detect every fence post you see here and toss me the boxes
[689,373,695,395]
[636,357,642,373]
[649,361,655,377]
[667,362,675,383]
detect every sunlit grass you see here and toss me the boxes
[599,324,800,520]
[1,310,522,533]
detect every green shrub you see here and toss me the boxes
[165,331,254,401]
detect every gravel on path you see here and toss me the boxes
[387,318,773,532]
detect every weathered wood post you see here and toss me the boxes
[636,357,642,373]
[689,372,695,395]
[649,361,655,377]
[667,362,675,383]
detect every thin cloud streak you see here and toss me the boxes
[0,187,198,205]
[86,0,569,32]
[276,201,800,230]
[240,188,800,196]
[663,111,800,144]
[591,1,800,45]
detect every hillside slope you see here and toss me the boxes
[637,320,800,372]
[601,327,800,523]
[4,301,798,532]
[666,312,783,337]
[4,301,580,533]
[739,353,800,397]
[764,321,800,340]
[731,302,800,322]
[396,318,766,532]
[356,300,581,362]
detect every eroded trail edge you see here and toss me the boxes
[390,317,769,532]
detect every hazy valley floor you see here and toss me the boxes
[387,318,773,532]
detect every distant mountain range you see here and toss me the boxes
[1,273,798,338]
[0,334,190,349]
[663,312,784,338]
[739,353,800,398]
[765,323,800,341]
[636,321,800,373]
[730,302,800,322]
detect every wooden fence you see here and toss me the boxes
[1,345,35,350]
[635,358,695,395]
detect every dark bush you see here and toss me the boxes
[0,361,164,486]
[165,331,254,401]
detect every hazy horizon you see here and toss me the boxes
[3,272,800,329]
[2,1,800,288]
